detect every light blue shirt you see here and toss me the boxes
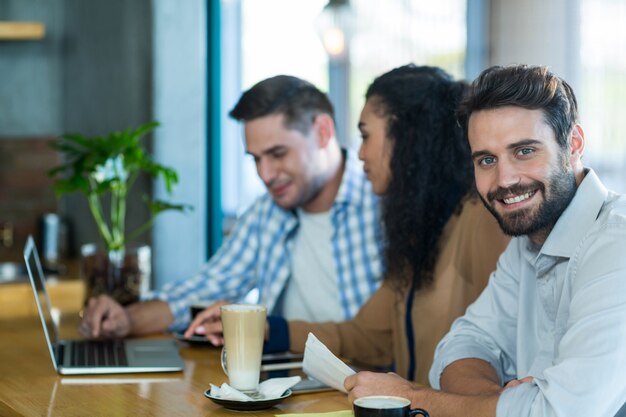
[148,152,384,331]
[430,169,626,417]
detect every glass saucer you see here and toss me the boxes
[204,388,292,411]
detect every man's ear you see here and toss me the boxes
[569,124,585,161]
[313,114,336,148]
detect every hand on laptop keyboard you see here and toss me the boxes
[80,295,131,339]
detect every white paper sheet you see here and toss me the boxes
[302,333,355,393]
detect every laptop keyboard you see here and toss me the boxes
[69,340,129,367]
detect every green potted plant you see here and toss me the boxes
[49,121,189,305]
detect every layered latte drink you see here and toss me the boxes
[220,304,267,392]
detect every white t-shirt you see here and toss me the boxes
[280,209,343,322]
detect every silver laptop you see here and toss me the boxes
[24,235,184,375]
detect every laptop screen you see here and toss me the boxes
[24,236,61,364]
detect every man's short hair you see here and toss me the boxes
[229,75,334,135]
[458,65,579,148]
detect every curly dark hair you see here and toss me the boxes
[229,75,334,135]
[365,64,473,290]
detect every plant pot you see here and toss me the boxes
[80,244,151,306]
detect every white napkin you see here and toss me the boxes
[210,383,252,401]
[210,376,301,401]
[302,333,355,393]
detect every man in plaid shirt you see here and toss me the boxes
[79,75,384,339]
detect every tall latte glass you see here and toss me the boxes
[220,304,267,392]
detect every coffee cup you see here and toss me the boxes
[353,395,429,417]
[220,304,267,392]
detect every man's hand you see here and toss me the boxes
[345,370,502,417]
[503,376,534,389]
[184,300,230,345]
[344,371,417,404]
[79,295,130,338]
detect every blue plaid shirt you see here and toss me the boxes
[149,152,384,331]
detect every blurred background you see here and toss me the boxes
[1,0,625,289]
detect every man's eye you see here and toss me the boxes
[478,156,496,166]
[517,147,535,157]
[360,134,369,142]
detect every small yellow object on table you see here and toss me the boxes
[278,410,353,417]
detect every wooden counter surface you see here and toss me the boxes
[0,282,351,416]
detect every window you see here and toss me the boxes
[579,0,626,192]
[348,0,466,146]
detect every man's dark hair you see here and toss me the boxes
[458,64,579,148]
[229,75,334,135]
[366,64,472,291]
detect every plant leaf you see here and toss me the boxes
[49,120,188,252]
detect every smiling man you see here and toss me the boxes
[344,65,626,417]
[470,106,581,242]
[79,75,383,340]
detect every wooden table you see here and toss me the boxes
[0,283,350,417]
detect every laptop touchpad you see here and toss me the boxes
[126,340,180,366]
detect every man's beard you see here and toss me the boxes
[270,176,323,210]
[479,163,577,238]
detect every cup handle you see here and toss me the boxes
[409,409,429,417]
[220,347,228,376]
